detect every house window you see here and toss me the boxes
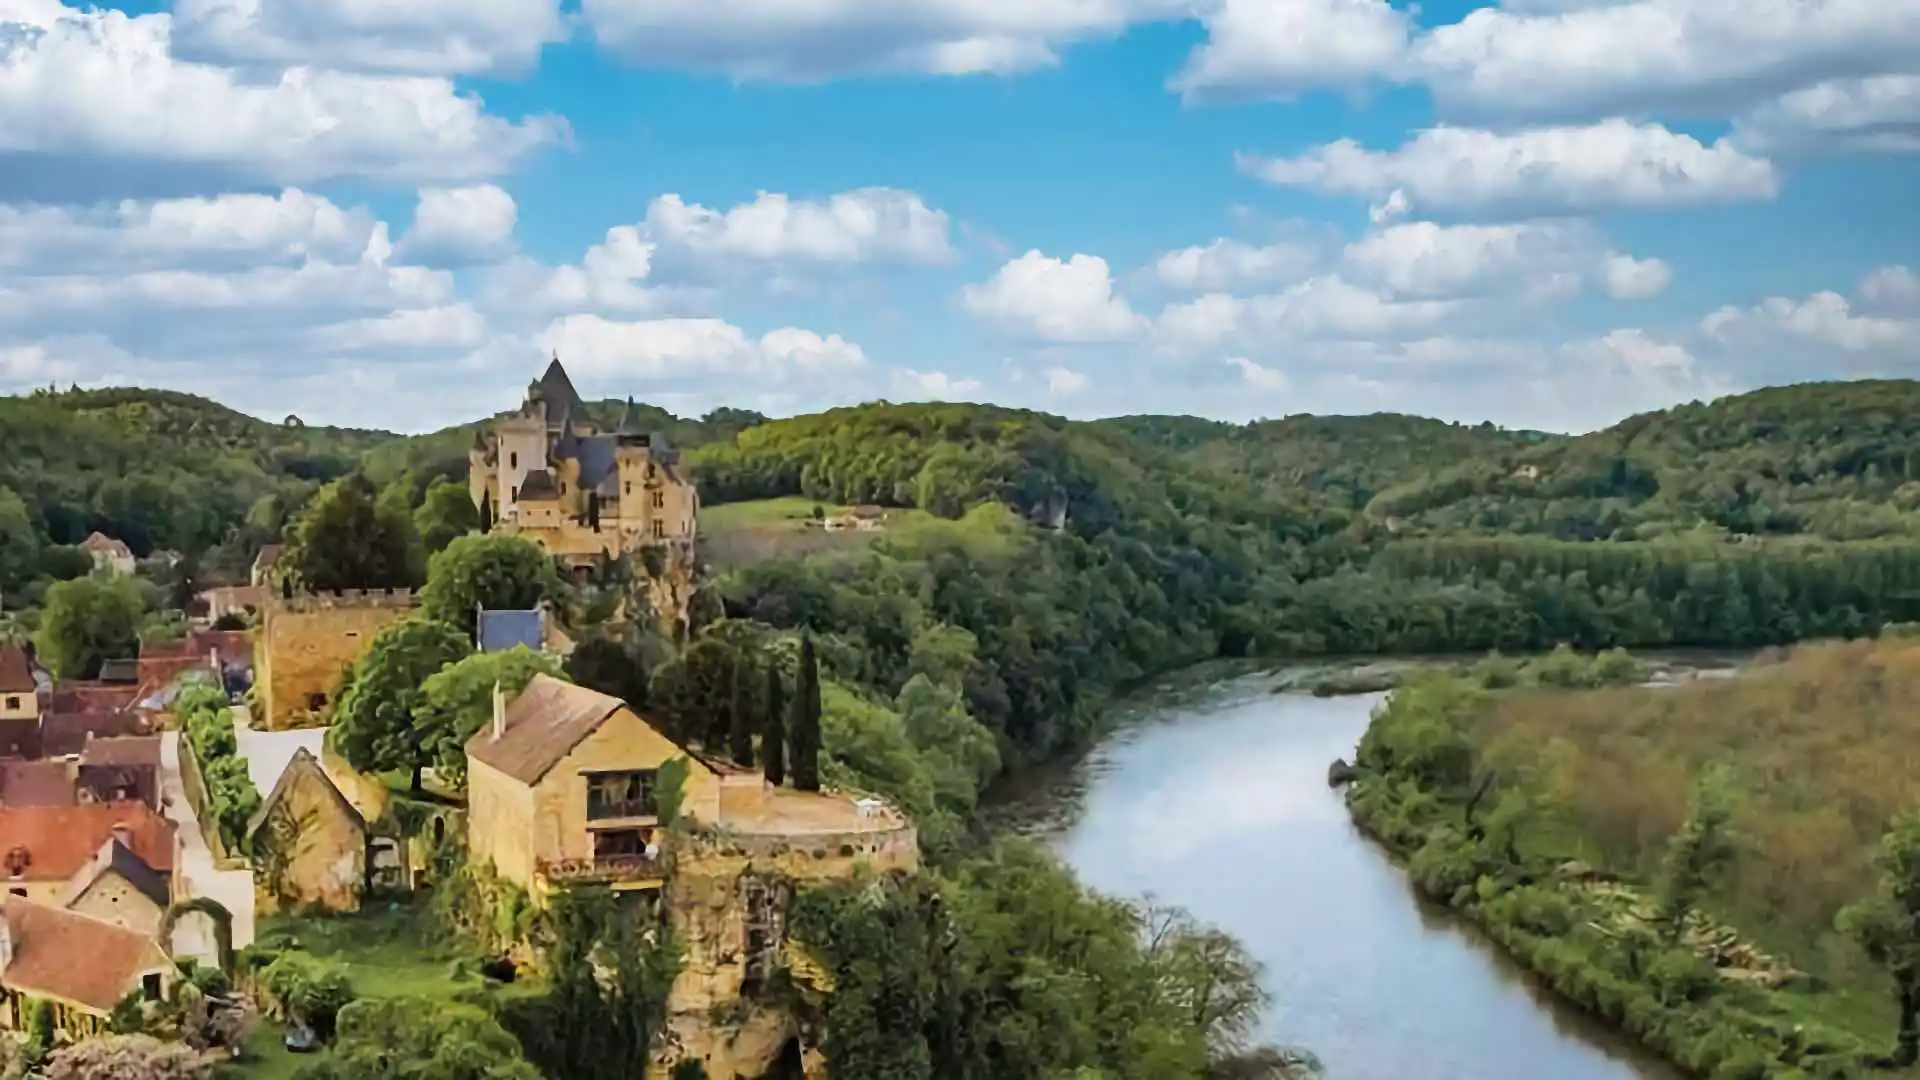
[594,829,651,859]
[646,464,656,481]
[651,491,665,509]
[510,452,518,468]
[2,697,16,711]
[307,692,328,711]
[142,973,163,1000]
[650,520,665,539]
[624,481,632,496]
[8,888,23,898]
[586,770,657,820]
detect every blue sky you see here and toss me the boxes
[0,0,1915,434]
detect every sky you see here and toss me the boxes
[0,0,1916,435]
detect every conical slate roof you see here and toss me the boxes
[535,355,585,417]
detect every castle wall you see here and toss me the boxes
[258,591,417,731]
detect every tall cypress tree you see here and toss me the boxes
[762,661,787,786]
[790,637,822,792]
[478,490,493,533]
[727,657,756,768]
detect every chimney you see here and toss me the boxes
[491,681,507,741]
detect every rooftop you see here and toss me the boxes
[467,674,625,786]
[0,647,32,695]
[0,802,174,882]
[1,897,170,1012]
[478,609,544,654]
[723,784,910,837]
[63,836,169,910]
[0,762,73,808]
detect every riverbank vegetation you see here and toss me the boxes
[1346,637,1920,1077]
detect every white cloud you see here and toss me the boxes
[1043,365,1088,395]
[1170,0,1411,100]
[1732,75,1920,156]
[644,189,953,265]
[1156,276,1463,351]
[1226,356,1289,392]
[1702,290,1917,354]
[0,2,564,189]
[1152,237,1322,292]
[1340,220,1608,299]
[961,251,1147,342]
[1598,252,1673,299]
[579,0,1184,80]
[168,0,566,75]
[1242,120,1779,219]
[401,185,519,263]
[1411,0,1920,123]
[0,189,376,272]
[1860,265,1920,311]
[475,225,687,318]
[309,302,488,352]
[537,315,867,382]
[892,368,983,400]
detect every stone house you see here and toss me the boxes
[246,748,389,914]
[256,588,418,730]
[0,803,177,909]
[465,674,919,1079]
[0,896,172,1038]
[61,836,171,936]
[0,648,34,728]
[80,533,135,576]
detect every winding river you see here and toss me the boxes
[997,671,1684,1080]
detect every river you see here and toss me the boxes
[997,671,1684,1080]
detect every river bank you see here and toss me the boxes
[994,670,1682,1080]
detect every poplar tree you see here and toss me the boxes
[790,637,822,792]
[762,662,787,786]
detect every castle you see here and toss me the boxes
[469,358,700,572]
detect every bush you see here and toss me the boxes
[258,952,356,1042]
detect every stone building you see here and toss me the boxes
[465,675,918,1079]
[80,533,135,576]
[467,358,699,579]
[0,803,177,909]
[0,896,173,1037]
[0,648,35,736]
[246,748,385,914]
[255,588,418,730]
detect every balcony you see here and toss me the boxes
[536,853,665,885]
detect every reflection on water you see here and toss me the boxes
[999,675,1681,1080]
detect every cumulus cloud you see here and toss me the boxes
[1598,252,1673,299]
[1702,289,1917,355]
[309,302,489,353]
[1156,276,1463,352]
[1410,0,1920,123]
[644,189,953,265]
[891,368,984,400]
[0,189,377,272]
[1860,265,1920,311]
[1169,0,1411,100]
[961,251,1147,342]
[1339,220,1616,299]
[1241,120,1779,220]
[1225,356,1290,392]
[537,315,867,382]
[1043,365,1089,395]
[579,0,1184,80]
[1152,237,1323,292]
[400,185,519,264]
[168,0,567,75]
[474,225,692,318]
[1731,75,1920,156]
[0,2,564,193]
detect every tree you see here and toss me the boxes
[34,574,145,680]
[44,1035,207,1080]
[762,661,788,786]
[791,636,822,792]
[728,655,756,767]
[566,634,650,713]
[333,618,471,794]
[420,533,564,641]
[1839,813,1920,1067]
[479,490,494,533]
[415,477,481,555]
[418,647,567,789]
[0,484,39,594]
[294,999,541,1080]
[1656,765,1738,938]
[282,473,423,592]
[504,890,681,1080]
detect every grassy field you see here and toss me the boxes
[1462,637,1920,1046]
[233,904,530,1077]
[699,496,1021,567]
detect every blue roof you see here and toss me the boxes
[478,610,543,653]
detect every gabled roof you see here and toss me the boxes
[0,802,174,882]
[0,762,73,808]
[0,647,32,694]
[63,836,169,910]
[245,747,366,842]
[478,610,543,654]
[41,709,150,758]
[518,470,560,501]
[467,675,732,787]
[1,897,171,1013]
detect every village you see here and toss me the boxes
[0,360,915,1079]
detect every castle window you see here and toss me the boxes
[624,481,631,496]
[651,520,665,539]
[510,452,518,469]
[651,490,665,509]
[646,463,656,481]
[3,697,16,711]
[143,973,163,1000]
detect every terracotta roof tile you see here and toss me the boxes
[466,674,731,786]
[80,736,162,768]
[0,762,74,808]
[48,683,143,714]
[0,648,31,694]
[41,710,151,759]
[2,897,170,1012]
[0,803,174,883]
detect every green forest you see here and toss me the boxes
[6,375,1920,1079]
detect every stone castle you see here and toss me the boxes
[469,357,700,572]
